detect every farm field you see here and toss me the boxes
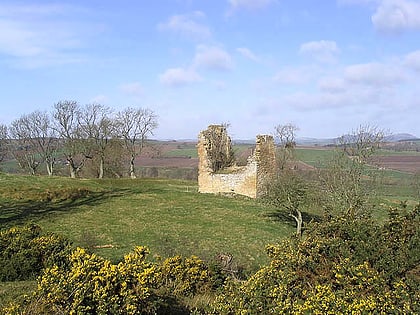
[142,141,420,174]
[371,155,420,173]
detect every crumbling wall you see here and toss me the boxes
[197,125,276,198]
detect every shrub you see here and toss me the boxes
[159,255,211,296]
[0,224,72,281]
[8,247,216,314]
[211,204,420,314]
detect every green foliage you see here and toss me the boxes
[0,281,36,313]
[0,224,72,281]
[319,150,374,215]
[211,204,420,314]
[262,170,310,236]
[263,170,307,212]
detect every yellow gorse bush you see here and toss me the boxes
[6,245,214,314]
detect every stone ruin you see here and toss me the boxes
[197,125,277,198]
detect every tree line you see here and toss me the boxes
[0,101,158,178]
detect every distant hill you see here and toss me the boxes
[384,133,419,142]
[296,137,336,146]
[295,133,419,146]
[155,133,419,146]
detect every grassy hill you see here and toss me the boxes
[0,173,291,273]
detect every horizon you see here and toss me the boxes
[150,131,420,142]
[1,1,419,139]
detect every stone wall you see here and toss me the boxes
[197,125,276,198]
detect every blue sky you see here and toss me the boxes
[1,0,420,140]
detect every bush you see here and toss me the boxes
[211,204,420,314]
[160,255,211,296]
[0,224,72,281]
[7,247,216,314]
[31,246,162,314]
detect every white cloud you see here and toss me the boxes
[372,0,420,33]
[337,0,379,5]
[193,45,233,71]
[318,76,347,93]
[344,62,405,86]
[159,67,202,87]
[90,95,108,104]
[339,0,420,33]
[404,50,420,71]
[0,3,88,68]
[273,66,314,85]
[157,11,211,40]
[299,40,340,63]
[160,46,233,88]
[228,0,275,10]
[119,82,143,96]
[236,47,260,62]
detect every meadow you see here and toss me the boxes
[0,174,291,270]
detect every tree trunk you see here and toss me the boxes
[67,157,77,178]
[99,156,104,179]
[46,160,54,176]
[290,210,303,237]
[129,155,136,179]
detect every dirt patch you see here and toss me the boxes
[370,155,420,174]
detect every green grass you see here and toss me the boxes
[295,147,336,168]
[0,174,291,274]
[0,281,36,308]
[376,149,420,156]
[163,148,198,158]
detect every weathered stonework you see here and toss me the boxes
[197,125,276,198]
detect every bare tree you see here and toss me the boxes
[9,117,41,175]
[115,107,158,178]
[321,124,387,215]
[275,123,299,148]
[53,100,90,178]
[78,103,115,178]
[0,123,8,164]
[12,111,58,176]
[338,124,386,162]
[274,123,299,169]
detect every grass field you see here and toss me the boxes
[295,147,336,168]
[0,173,291,273]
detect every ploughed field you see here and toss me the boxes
[371,155,420,174]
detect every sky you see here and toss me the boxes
[1,0,420,140]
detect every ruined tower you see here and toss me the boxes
[197,125,276,198]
